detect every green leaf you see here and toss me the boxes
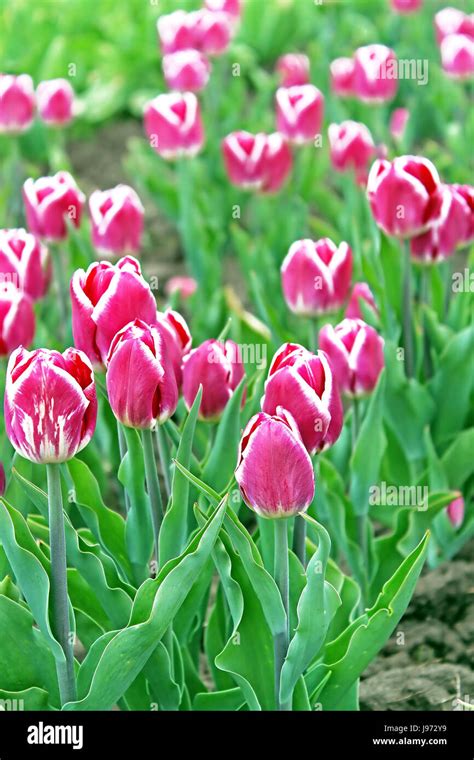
[202,378,246,492]
[194,687,245,711]
[0,686,50,711]
[441,428,474,489]
[430,326,474,444]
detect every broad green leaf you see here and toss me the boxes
[430,326,474,444]
[194,687,245,711]
[0,686,50,711]
[202,378,246,492]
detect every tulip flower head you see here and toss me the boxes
[353,44,398,103]
[36,78,75,126]
[262,343,343,454]
[205,0,241,22]
[446,494,465,529]
[70,255,157,369]
[222,131,292,193]
[281,238,353,316]
[389,108,410,141]
[275,84,324,144]
[451,184,474,243]
[89,185,144,258]
[319,318,385,397]
[144,92,204,159]
[157,10,196,54]
[440,33,474,79]
[191,9,232,55]
[345,282,378,321]
[0,74,35,134]
[4,346,97,463]
[23,171,85,241]
[276,54,310,87]
[434,7,474,44]
[328,120,375,185]
[163,50,211,92]
[0,228,50,301]
[165,275,197,300]
[154,308,192,387]
[410,184,472,262]
[106,319,178,429]
[390,0,423,13]
[182,338,245,420]
[235,407,315,518]
[330,57,355,97]
[0,281,35,356]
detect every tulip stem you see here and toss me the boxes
[141,428,163,567]
[293,516,307,568]
[156,425,171,499]
[46,463,76,706]
[51,242,69,343]
[273,519,292,711]
[402,241,415,379]
[117,421,131,514]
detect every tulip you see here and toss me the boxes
[345,282,378,320]
[390,0,422,12]
[261,132,293,193]
[0,462,5,497]
[106,319,178,429]
[165,275,197,300]
[281,238,353,316]
[154,307,192,387]
[36,79,74,126]
[389,108,410,141]
[434,8,474,44]
[410,184,472,262]
[162,50,211,92]
[440,34,474,79]
[4,346,97,463]
[0,228,50,301]
[0,282,35,356]
[144,92,204,159]
[70,255,157,369]
[275,84,324,144]
[157,10,196,54]
[222,131,268,190]
[367,155,442,238]
[23,171,85,241]
[319,318,385,396]
[451,184,474,242]
[235,407,315,518]
[328,120,375,185]
[446,495,465,529]
[276,54,310,87]
[192,9,232,55]
[182,338,245,420]
[205,0,241,22]
[330,57,355,97]
[261,343,343,454]
[0,74,35,134]
[89,184,144,257]
[353,44,398,103]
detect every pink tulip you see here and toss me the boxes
[451,184,474,242]
[330,57,355,97]
[345,282,378,320]
[446,494,465,528]
[89,185,144,257]
[410,184,472,262]
[440,33,474,79]
[390,0,422,13]
[144,92,204,159]
[191,9,232,55]
[0,228,50,301]
[154,308,192,387]
[23,171,85,241]
[434,8,474,44]
[261,343,343,454]
[0,462,5,497]
[281,238,353,316]
[182,338,245,420]
[222,131,292,193]
[162,50,211,92]
[106,319,178,429]
[389,108,410,141]
[261,132,293,193]
[367,155,443,238]
[353,44,398,103]
[4,346,97,463]
[328,120,375,185]
[275,84,324,144]
[235,407,315,518]
[319,318,385,397]
[165,275,197,300]
[0,74,35,134]
[276,54,310,87]
[157,11,196,54]
[205,0,241,22]
[36,79,74,126]
[70,255,156,369]
[0,282,35,356]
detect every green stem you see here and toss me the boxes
[402,240,415,379]
[273,519,292,711]
[420,266,433,380]
[292,516,307,568]
[51,242,70,344]
[141,428,163,567]
[156,424,171,498]
[46,464,76,706]
[351,396,360,452]
[352,399,368,612]
[117,421,131,514]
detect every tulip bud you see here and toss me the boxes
[319,318,385,397]
[4,346,97,463]
[367,155,442,238]
[165,275,197,300]
[328,120,375,185]
[0,462,5,497]
[191,9,232,55]
[345,282,378,320]
[262,343,343,454]
[162,50,211,92]
[154,308,192,387]
[144,92,204,160]
[389,108,410,141]
[281,238,353,316]
[106,319,178,429]
[330,57,355,97]
[261,132,293,193]
[23,171,85,241]
[205,0,241,23]
[89,185,144,258]
[353,44,398,103]
[276,54,310,87]
[0,282,35,356]
[0,74,35,134]
[0,228,50,301]
[390,0,422,13]
[451,184,474,243]
[222,131,269,190]
[410,184,472,263]
[235,407,315,518]
[70,255,157,369]
[36,79,74,126]
[182,338,245,420]
[157,10,196,54]
[440,34,474,80]
[446,494,465,529]
[434,8,474,44]
[275,84,324,144]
